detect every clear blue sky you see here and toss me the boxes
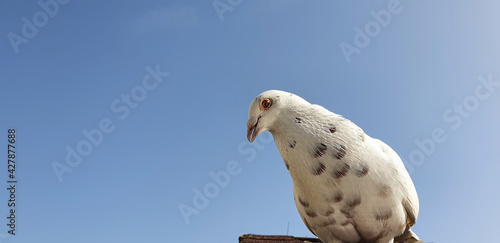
[1,1,499,242]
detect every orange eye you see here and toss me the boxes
[260,98,272,110]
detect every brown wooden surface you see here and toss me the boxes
[239,234,322,243]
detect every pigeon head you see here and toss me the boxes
[246,90,308,142]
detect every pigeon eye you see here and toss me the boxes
[260,98,272,110]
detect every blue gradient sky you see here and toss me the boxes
[1,1,500,242]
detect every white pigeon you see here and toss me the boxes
[246,90,421,243]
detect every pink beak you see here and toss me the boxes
[246,117,259,143]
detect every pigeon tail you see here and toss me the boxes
[394,228,422,243]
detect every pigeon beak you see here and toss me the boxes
[246,116,260,143]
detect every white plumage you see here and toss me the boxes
[246,90,421,243]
